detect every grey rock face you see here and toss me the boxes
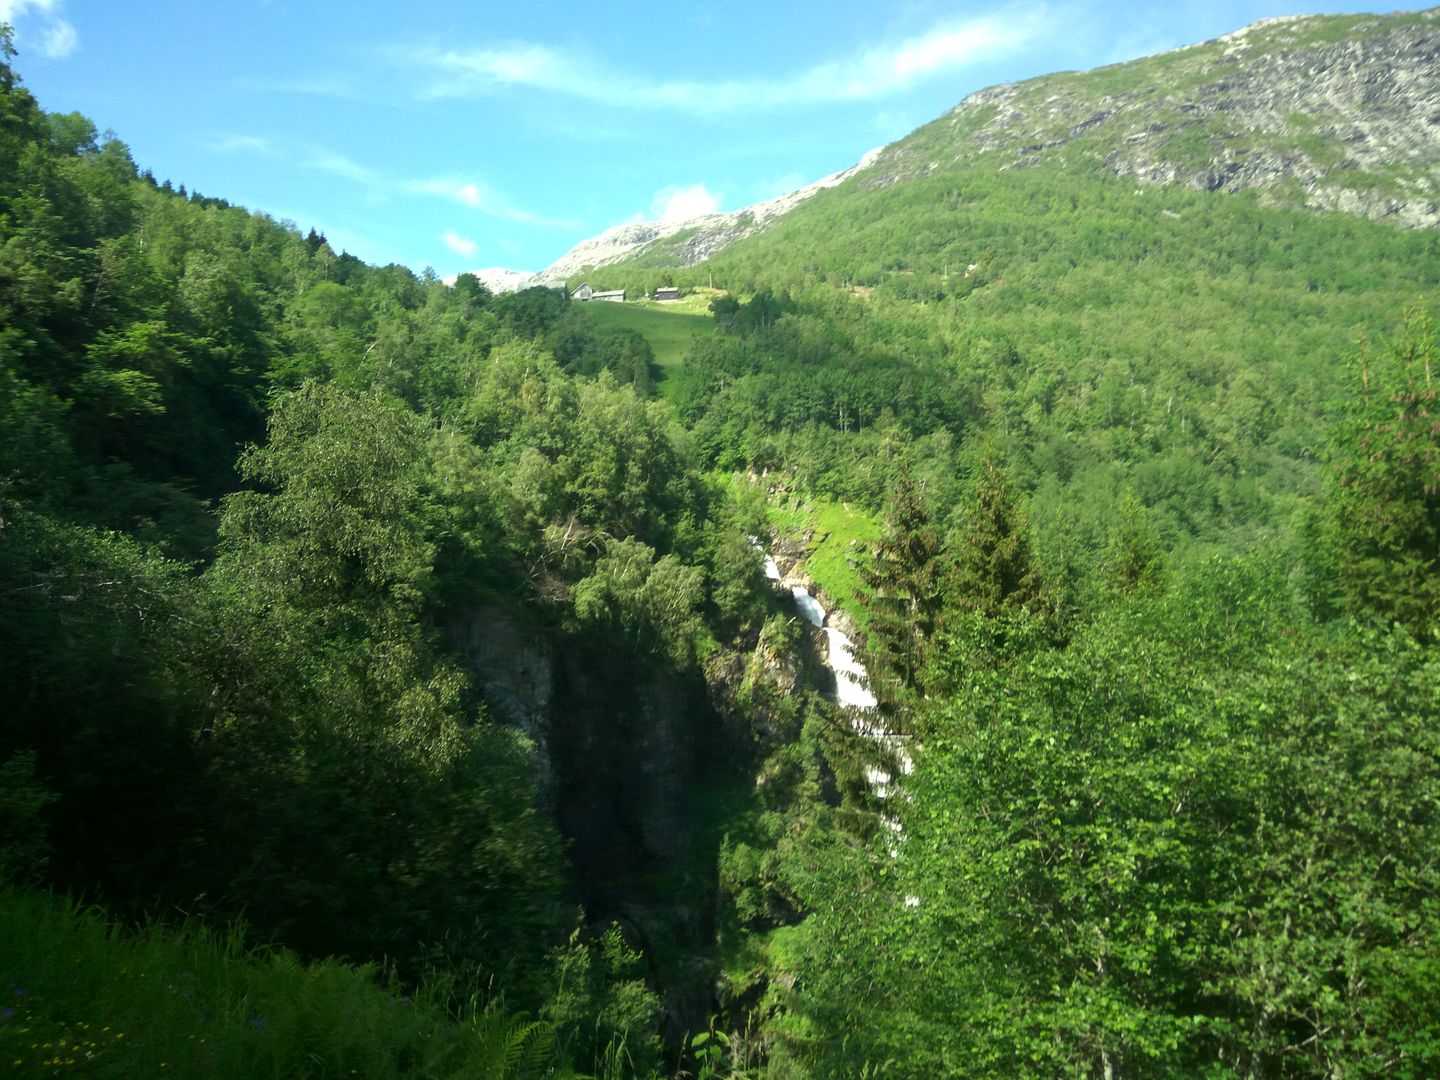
[447,604,556,797]
[532,148,884,281]
[867,8,1440,229]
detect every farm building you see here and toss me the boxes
[571,283,626,302]
[654,286,680,302]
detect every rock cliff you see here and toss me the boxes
[865,7,1440,229]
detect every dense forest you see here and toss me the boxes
[3,14,1439,1079]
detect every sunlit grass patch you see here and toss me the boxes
[767,496,879,628]
[576,300,716,396]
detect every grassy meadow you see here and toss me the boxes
[576,299,716,397]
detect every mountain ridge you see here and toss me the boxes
[864,5,1440,228]
[529,5,1438,290]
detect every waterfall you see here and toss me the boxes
[748,535,783,582]
[754,536,918,906]
[825,627,877,709]
[791,586,827,628]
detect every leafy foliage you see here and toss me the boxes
[3,23,1440,1080]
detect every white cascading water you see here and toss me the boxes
[791,586,826,628]
[748,536,784,582]
[757,537,919,907]
[825,626,878,709]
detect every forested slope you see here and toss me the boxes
[578,9,1440,1078]
[0,34,782,1077]
[2,10,1440,1080]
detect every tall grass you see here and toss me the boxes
[0,886,581,1078]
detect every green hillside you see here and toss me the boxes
[577,299,715,395]
[4,10,1440,1080]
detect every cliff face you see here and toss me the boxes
[865,8,1440,229]
[449,604,724,884]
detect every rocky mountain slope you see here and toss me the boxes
[538,6,1438,288]
[872,7,1440,229]
[522,149,883,286]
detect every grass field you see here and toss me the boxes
[576,300,715,398]
[768,496,880,628]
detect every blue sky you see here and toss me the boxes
[4,0,1424,275]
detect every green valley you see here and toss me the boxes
[3,7,1440,1079]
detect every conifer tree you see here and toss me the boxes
[951,450,1049,620]
[1325,309,1440,636]
[1103,492,1166,594]
[858,474,945,714]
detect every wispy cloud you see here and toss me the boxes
[207,134,387,199]
[410,177,579,228]
[1,0,78,59]
[244,74,366,100]
[408,11,1050,111]
[207,133,278,156]
[442,230,477,257]
[39,17,74,58]
[303,147,383,187]
[208,133,573,230]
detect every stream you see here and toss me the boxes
[753,538,917,900]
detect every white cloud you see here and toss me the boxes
[209,137,576,232]
[442,230,477,257]
[411,177,578,228]
[0,0,55,20]
[208,133,278,156]
[38,17,74,57]
[415,177,487,208]
[650,184,721,223]
[1,0,78,59]
[409,11,1049,111]
[210,135,388,201]
[304,148,382,187]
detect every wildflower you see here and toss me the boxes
[9,984,28,997]
[1,1007,13,1020]
[250,1016,268,1032]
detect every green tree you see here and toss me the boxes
[1324,310,1440,636]
[1102,491,1167,594]
[949,449,1051,621]
[858,474,945,715]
